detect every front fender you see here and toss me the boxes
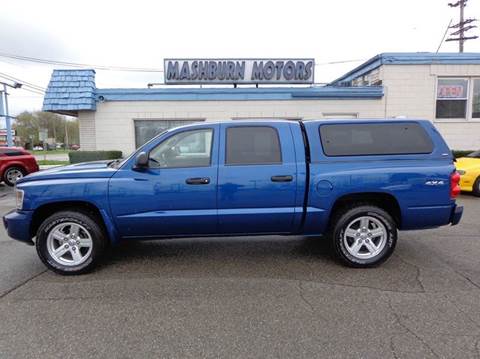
[17,178,118,243]
[18,178,110,211]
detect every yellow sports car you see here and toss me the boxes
[456,150,480,196]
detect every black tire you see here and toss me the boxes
[330,204,397,268]
[473,177,480,197]
[3,166,25,186]
[36,211,108,275]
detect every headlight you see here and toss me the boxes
[15,188,24,210]
[457,170,466,175]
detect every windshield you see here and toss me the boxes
[466,150,480,158]
[109,130,169,169]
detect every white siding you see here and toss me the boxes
[78,111,96,151]
[382,64,480,150]
[91,99,386,155]
[77,62,480,154]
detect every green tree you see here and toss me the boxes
[14,111,79,149]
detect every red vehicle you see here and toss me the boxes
[0,147,39,186]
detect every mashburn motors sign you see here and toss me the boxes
[164,58,315,85]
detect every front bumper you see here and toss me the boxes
[3,210,34,245]
[450,205,463,226]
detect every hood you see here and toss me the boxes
[18,160,118,183]
[456,157,480,171]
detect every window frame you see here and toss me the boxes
[318,122,434,157]
[471,78,480,119]
[147,128,214,169]
[224,125,283,166]
[433,77,480,122]
[435,77,469,120]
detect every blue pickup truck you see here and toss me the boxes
[4,119,463,274]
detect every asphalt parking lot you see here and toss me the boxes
[0,187,479,358]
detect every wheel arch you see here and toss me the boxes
[30,200,117,244]
[328,192,402,229]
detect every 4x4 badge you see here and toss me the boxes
[425,180,445,186]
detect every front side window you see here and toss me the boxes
[149,129,213,168]
[226,126,282,165]
[319,123,433,156]
[436,78,468,119]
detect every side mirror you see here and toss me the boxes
[134,151,148,169]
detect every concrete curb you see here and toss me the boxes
[39,165,63,170]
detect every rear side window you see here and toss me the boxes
[226,126,282,165]
[319,123,433,157]
[0,149,25,156]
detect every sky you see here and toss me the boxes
[1,0,480,116]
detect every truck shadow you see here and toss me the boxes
[92,235,426,294]
[100,235,339,276]
[106,235,334,264]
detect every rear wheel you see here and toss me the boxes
[36,211,107,275]
[331,205,397,267]
[473,177,480,197]
[3,166,25,186]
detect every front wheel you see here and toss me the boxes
[36,211,107,275]
[331,205,397,268]
[3,166,25,186]
[472,177,480,197]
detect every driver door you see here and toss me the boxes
[108,125,219,238]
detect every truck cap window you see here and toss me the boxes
[226,126,282,165]
[319,123,433,156]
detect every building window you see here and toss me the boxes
[435,78,468,119]
[226,126,282,165]
[472,79,480,118]
[134,119,204,148]
[323,113,359,119]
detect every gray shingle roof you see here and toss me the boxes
[42,69,96,114]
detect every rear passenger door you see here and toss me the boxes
[217,123,298,234]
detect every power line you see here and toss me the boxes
[20,87,45,96]
[0,72,45,92]
[0,71,46,98]
[0,51,164,72]
[315,59,365,66]
[0,50,365,72]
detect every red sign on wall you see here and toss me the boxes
[437,85,464,98]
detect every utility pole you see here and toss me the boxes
[0,81,22,147]
[446,0,478,52]
[460,0,465,51]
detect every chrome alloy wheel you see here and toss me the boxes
[6,168,23,184]
[46,222,93,266]
[343,216,387,259]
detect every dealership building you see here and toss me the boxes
[42,52,480,155]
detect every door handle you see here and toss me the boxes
[271,175,293,182]
[186,177,210,185]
